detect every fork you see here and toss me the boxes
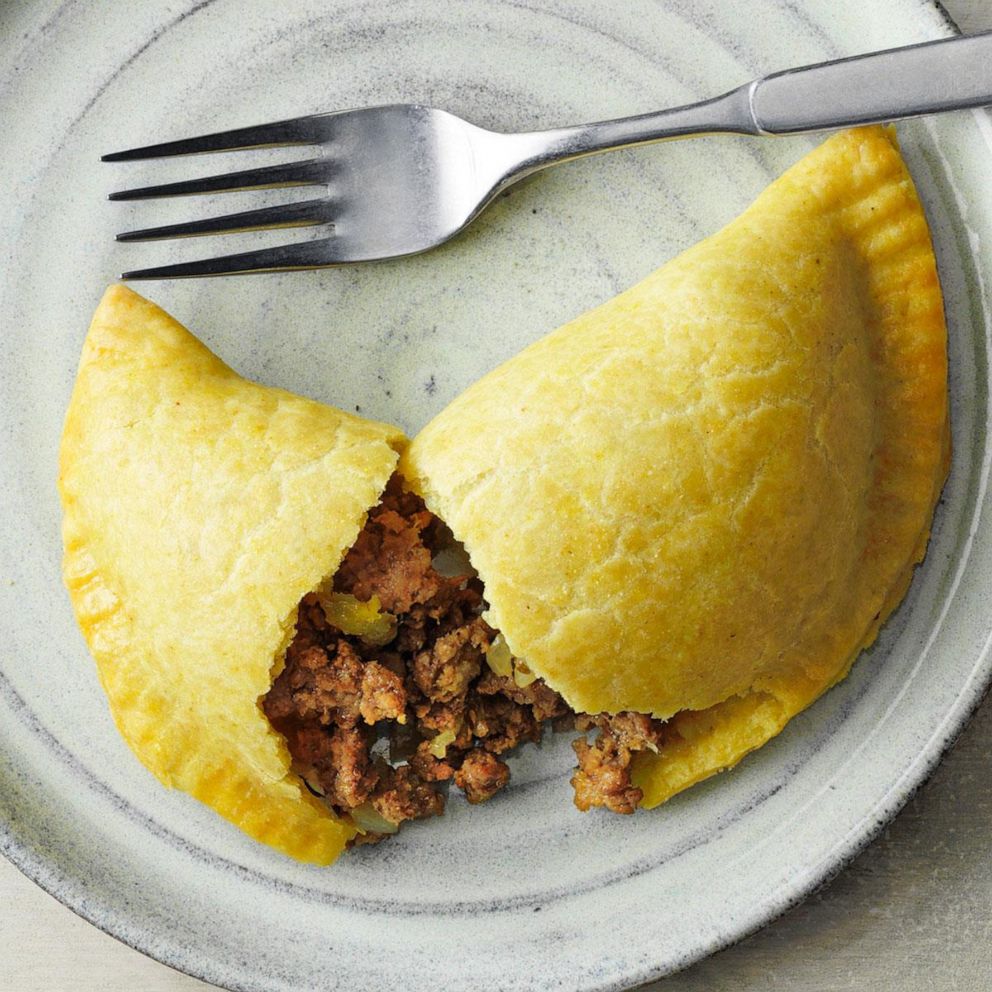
[105,31,992,279]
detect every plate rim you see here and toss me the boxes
[2,2,990,990]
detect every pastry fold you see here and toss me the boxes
[400,127,949,806]
[59,285,404,863]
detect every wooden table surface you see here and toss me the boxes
[3,1,990,989]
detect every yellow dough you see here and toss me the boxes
[401,127,949,807]
[59,285,404,864]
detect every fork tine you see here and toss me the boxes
[102,114,334,161]
[120,237,350,279]
[108,159,329,200]
[115,198,335,242]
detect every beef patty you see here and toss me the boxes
[263,477,669,844]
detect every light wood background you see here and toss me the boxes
[2,1,990,989]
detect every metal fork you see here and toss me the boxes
[106,31,992,279]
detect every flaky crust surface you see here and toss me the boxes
[59,286,404,863]
[401,127,949,806]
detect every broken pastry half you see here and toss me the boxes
[59,285,407,864]
[59,125,948,866]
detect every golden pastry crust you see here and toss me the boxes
[59,286,405,863]
[401,127,949,807]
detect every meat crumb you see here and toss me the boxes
[411,620,490,701]
[371,764,445,824]
[409,740,456,782]
[359,661,407,725]
[571,734,642,815]
[455,749,511,804]
[333,483,448,614]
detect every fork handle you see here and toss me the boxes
[749,30,992,133]
[526,31,992,166]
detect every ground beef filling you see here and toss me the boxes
[263,477,669,842]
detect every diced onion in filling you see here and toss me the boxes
[486,632,539,686]
[428,729,456,758]
[350,802,399,835]
[485,633,513,678]
[316,588,396,646]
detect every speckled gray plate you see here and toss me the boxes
[1,2,990,990]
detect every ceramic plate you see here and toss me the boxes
[2,2,991,989]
